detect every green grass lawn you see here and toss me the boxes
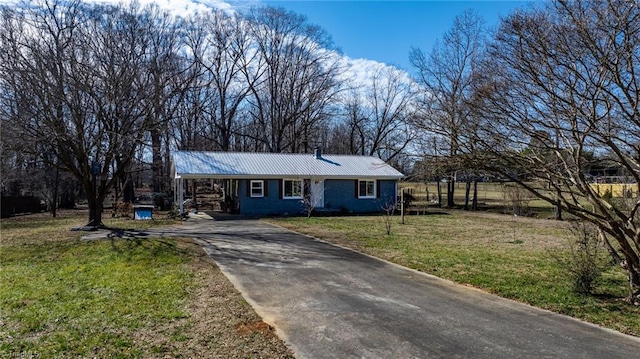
[2,237,190,357]
[1,210,293,358]
[268,211,640,337]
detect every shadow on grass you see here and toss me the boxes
[402,210,451,216]
[590,292,623,301]
[99,227,212,262]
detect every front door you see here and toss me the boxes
[310,179,325,208]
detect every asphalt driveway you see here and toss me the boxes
[177,217,640,359]
[86,215,640,358]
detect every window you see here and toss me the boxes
[283,179,303,199]
[358,180,376,198]
[250,180,264,197]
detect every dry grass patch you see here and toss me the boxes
[132,239,293,358]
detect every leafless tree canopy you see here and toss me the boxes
[473,0,640,301]
[329,66,417,164]
[0,0,418,222]
[410,9,487,207]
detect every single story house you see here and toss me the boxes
[171,149,405,217]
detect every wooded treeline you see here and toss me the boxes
[0,0,416,219]
[1,0,639,300]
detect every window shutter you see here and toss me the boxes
[354,180,359,198]
[263,180,268,197]
[377,180,381,198]
[246,180,250,197]
[304,179,310,197]
[279,179,283,199]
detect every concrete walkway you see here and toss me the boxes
[86,216,640,358]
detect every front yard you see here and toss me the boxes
[3,207,637,358]
[0,211,293,358]
[268,211,640,337]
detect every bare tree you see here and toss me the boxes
[380,200,397,235]
[343,90,367,154]
[0,1,161,226]
[0,1,81,216]
[327,67,417,162]
[141,5,191,194]
[474,0,640,303]
[243,6,341,153]
[410,9,486,207]
[363,67,417,162]
[182,11,253,152]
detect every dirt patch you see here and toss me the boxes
[133,238,295,358]
[236,321,275,336]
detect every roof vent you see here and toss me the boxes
[314,148,322,159]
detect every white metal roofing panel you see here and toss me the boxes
[172,151,405,179]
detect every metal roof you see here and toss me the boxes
[172,151,405,180]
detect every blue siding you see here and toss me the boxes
[239,179,305,216]
[324,179,396,213]
[238,178,397,216]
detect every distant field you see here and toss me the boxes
[400,182,572,218]
[590,183,638,198]
[269,211,639,337]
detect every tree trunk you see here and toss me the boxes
[59,179,76,209]
[464,177,471,210]
[425,185,430,206]
[87,193,104,228]
[612,230,640,304]
[623,254,640,304]
[85,170,107,229]
[123,178,135,203]
[51,162,59,218]
[163,134,172,193]
[151,127,163,193]
[95,199,104,227]
[555,204,563,221]
[471,180,479,211]
[436,179,442,207]
[447,178,455,207]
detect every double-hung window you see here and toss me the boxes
[358,180,376,199]
[283,179,303,199]
[250,180,264,197]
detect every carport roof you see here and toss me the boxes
[172,151,405,180]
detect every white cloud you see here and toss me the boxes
[340,57,393,85]
[1,0,415,92]
[336,56,415,94]
[89,0,235,16]
[0,0,238,16]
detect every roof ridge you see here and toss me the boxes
[175,150,381,158]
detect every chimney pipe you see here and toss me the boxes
[314,148,322,159]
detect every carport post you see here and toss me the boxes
[178,177,184,216]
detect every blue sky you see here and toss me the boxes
[261,1,530,72]
[0,0,531,74]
